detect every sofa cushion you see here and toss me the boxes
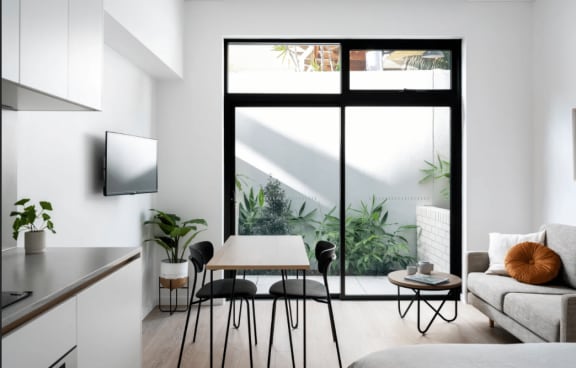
[467,272,575,311]
[486,231,545,276]
[503,293,562,342]
[544,224,576,288]
[505,242,562,284]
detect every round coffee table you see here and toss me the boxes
[388,270,462,334]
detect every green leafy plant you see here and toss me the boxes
[404,51,451,70]
[239,177,317,238]
[316,196,415,275]
[420,154,451,200]
[144,209,207,263]
[237,176,319,270]
[253,178,293,235]
[10,198,56,240]
[238,186,265,235]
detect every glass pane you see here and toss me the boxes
[349,49,451,90]
[235,107,341,293]
[228,43,341,93]
[344,107,451,296]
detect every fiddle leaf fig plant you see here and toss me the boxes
[10,198,56,240]
[144,209,207,263]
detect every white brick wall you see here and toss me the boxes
[416,206,450,273]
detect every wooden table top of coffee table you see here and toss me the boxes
[388,270,462,291]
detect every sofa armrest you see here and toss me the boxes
[561,294,576,342]
[467,251,489,274]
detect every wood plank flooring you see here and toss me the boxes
[143,300,519,368]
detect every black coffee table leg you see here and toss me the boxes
[417,289,458,334]
[396,286,417,318]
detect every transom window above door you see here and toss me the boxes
[227,43,341,93]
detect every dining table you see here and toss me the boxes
[206,235,311,368]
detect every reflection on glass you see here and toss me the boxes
[228,44,341,93]
[349,49,451,90]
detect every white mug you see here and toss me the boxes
[418,261,434,275]
[406,265,417,275]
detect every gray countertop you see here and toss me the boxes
[1,246,141,334]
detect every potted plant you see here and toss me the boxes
[10,198,56,254]
[144,209,207,289]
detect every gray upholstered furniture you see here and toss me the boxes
[348,343,576,368]
[467,223,576,342]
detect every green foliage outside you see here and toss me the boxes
[404,51,451,70]
[419,154,451,200]
[237,176,415,275]
[315,196,415,275]
[238,177,317,246]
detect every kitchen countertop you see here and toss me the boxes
[1,246,141,335]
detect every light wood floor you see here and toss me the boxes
[143,300,519,368]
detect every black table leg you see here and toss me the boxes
[303,270,307,368]
[396,285,417,318]
[397,286,459,334]
[210,270,213,368]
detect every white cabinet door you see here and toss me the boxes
[77,258,142,368]
[1,297,77,367]
[20,0,69,99]
[2,0,20,82]
[69,0,103,110]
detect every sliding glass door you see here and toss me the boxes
[234,106,341,293]
[224,39,461,298]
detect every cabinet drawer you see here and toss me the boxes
[2,297,77,367]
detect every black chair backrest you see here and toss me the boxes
[188,241,214,273]
[316,240,336,275]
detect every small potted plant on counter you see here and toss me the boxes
[144,209,207,289]
[10,198,56,254]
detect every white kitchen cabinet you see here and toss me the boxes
[2,0,102,110]
[77,258,142,368]
[20,0,69,99]
[1,0,20,82]
[69,0,103,109]
[1,297,77,367]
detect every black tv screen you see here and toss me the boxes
[104,131,158,196]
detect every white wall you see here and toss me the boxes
[156,0,534,258]
[532,0,576,226]
[104,0,183,77]
[6,46,158,317]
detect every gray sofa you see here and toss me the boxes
[467,223,576,342]
[349,343,576,368]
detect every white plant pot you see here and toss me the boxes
[24,230,46,254]
[160,259,188,289]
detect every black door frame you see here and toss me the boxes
[223,38,462,300]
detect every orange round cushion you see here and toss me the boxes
[505,241,561,284]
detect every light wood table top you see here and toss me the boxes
[388,270,462,291]
[207,235,311,271]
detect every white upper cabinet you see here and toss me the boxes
[69,0,103,109]
[2,0,103,111]
[20,0,69,99]
[1,0,20,82]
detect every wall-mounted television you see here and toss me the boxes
[104,131,158,196]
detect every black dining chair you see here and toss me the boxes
[177,241,258,368]
[267,240,342,368]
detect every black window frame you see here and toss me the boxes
[224,38,462,300]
